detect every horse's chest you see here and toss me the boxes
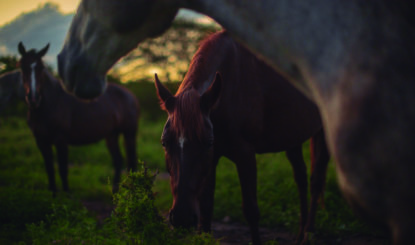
[28,117,55,138]
[28,111,68,139]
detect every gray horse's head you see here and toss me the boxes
[58,0,178,99]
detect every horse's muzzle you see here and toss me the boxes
[57,51,106,100]
[25,95,41,108]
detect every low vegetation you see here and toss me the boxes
[0,78,385,244]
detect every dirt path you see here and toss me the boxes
[211,221,389,245]
[82,200,389,245]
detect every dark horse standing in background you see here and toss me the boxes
[155,31,330,244]
[18,42,139,194]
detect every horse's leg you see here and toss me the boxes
[36,138,56,195]
[123,130,138,172]
[285,146,308,243]
[228,145,261,245]
[106,133,123,192]
[56,144,69,192]
[391,218,415,245]
[198,153,220,232]
[303,129,330,244]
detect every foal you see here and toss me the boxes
[155,31,329,244]
[18,42,139,194]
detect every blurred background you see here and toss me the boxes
[0,1,220,82]
[0,2,384,245]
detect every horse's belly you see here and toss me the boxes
[67,135,104,145]
[65,125,114,145]
[254,119,322,153]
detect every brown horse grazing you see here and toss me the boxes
[154,31,330,244]
[18,42,139,194]
[58,1,415,244]
[0,70,24,115]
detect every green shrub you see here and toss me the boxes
[26,165,218,245]
[112,166,166,243]
[27,202,111,245]
[113,165,218,245]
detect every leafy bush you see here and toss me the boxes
[27,165,218,245]
[113,165,218,245]
[28,202,113,245]
[112,166,165,243]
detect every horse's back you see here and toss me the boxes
[105,83,140,122]
[51,83,139,145]
[258,65,321,150]
[80,83,139,131]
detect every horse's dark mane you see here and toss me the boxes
[171,30,235,141]
[177,30,234,94]
[171,89,205,141]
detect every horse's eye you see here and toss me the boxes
[206,139,214,148]
[161,140,166,147]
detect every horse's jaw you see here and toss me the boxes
[57,51,107,100]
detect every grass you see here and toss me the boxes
[0,81,383,244]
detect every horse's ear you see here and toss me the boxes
[38,43,50,57]
[18,42,26,56]
[154,73,175,112]
[201,72,222,113]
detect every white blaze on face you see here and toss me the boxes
[178,136,187,164]
[178,136,186,149]
[30,62,37,100]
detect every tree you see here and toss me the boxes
[110,20,220,83]
[0,55,19,75]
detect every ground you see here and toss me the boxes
[82,201,390,245]
[211,222,389,245]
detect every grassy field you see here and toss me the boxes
[0,81,384,244]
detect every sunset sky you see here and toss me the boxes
[0,0,80,26]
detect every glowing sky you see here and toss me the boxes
[0,0,80,26]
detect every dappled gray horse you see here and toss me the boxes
[58,1,415,244]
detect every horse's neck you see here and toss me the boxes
[185,0,404,102]
[185,0,337,98]
[178,31,236,95]
[40,69,64,99]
